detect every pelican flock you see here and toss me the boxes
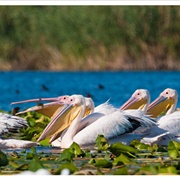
[1,87,180,149]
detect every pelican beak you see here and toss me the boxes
[120,96,147,110]
[49,131,64,143]
[11,96,63,105]
[37,103,83,142]
[147,96,171,118]
[16,101,65,118]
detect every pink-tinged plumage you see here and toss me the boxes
[38,95,155,148]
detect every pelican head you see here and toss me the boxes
[119,89,150,112]
[37,94,86,142]
[147,88,178,118]
[13,95,70,118]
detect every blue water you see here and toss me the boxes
[0,71,180,112]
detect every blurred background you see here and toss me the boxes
[0,6,180,71]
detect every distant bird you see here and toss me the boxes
[98,84,104,89]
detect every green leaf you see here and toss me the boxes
[159,166,177,174]
[58,149,75,162]
[170,140,180,150]
[113,153,131,166]
[114,166,128,175]
[95,134,109,150]
[0,150,8,166]
[69,142,85,157]
[8,161,20,169]
[168,141,180,159]
[130,139,150,150]
[16,164,29,171]
[28,147,45,172]
[137,165,158,175]
[94,158,113,168]
[58,142,85,162]
[39,138,50,146]
[26,152,34,159]
[53,162,77,175]
[108,142,137,157]
[29,155,45,172]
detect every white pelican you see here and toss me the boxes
[51,97,120,146]
[0,112,28,135]
[0,138,39,149]
[11,95,98,144]
[37,94,156,148]
[146,88,178,118]
[0,113,38,149]
[141,111,180,145]
[140,88,180,145]
[49,97,95,143]
[117,89,156,133]
[120,89,151,112]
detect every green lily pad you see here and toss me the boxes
[69,142,85,157]
[130,140,150,150]
[114,166,128,175]
[0,150,9,166]
[168,141,180,159]
[53,162,77,175]
[58,149,75,162]
[95,134,109,151]
[159,166,177,174]
[28,147,45,172]
[29,156,45,172]
[108,142,138,157]
[94,158,113,168]
[136,165,158,175]
[113,153,131,166]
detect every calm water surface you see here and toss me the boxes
[0,71,180,112]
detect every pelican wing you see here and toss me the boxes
[74,111,134,146]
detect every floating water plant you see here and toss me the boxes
[1,111,180,175]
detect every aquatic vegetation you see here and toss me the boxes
[1,136,180,175]
[0,111,180,175]
[15,111,51,145]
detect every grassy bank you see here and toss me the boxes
[0,6,180,71]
